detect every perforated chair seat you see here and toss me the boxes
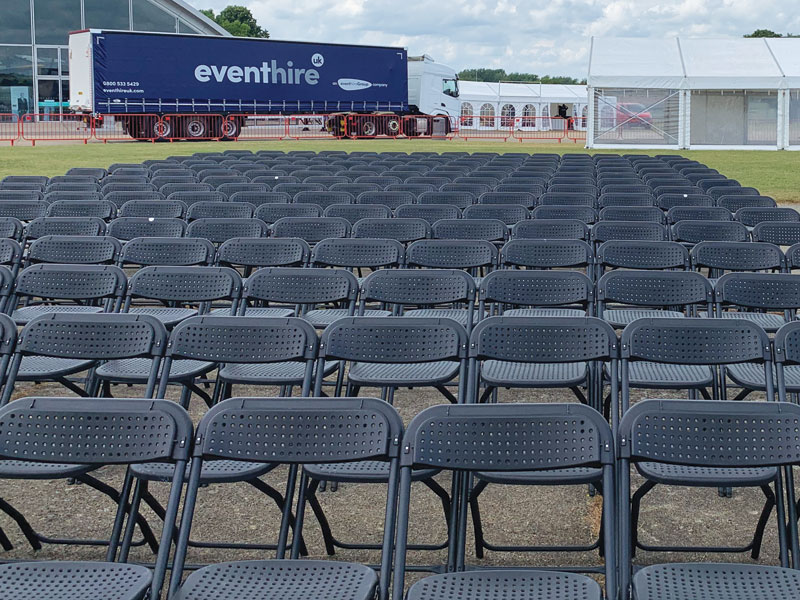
[407,570,601,600]
[11,305,103,325]
[172,560,377,600]
[0,460,92,480]
[475,467,602,485]
[348,360,460,386]
[636,463,778,487]
[481,360,587,387]
[304,460,438,483]
[0,561,153,600]
[220,306,293,317]
[716,310,786,332]
[504,308,587,317]
[632,563,800,600]
[95,357,213,383]
[219,360,337,385]
[403,308,484,326]
[727,362,800,392]
[17,356,96,378]
[128,306,198,327]
[304,308,390,327]
[131,459,276,484]
[601,309,684,327]
[626,362,714,388]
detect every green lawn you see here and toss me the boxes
[1,140,798,204]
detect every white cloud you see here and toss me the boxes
[197,0,800,77]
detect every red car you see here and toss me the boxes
[617,103,652,128]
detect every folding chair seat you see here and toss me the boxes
[352,217,430,243]
[735,206,798,227]
[532,205,598,223]
[26,235,121,265]
[360,268,479,331]
[418,191,475,209]
[186,218,268,244]
[272,216,350,243]
[691,241,783,282]
[121,266,241,327]
[8,264,126,325]
[0,396,191,600]
[107,217,186,241]
[121,236,216,267]
[539,192,596,207]
[618,398,798,593]
[512,219,589,240]
[597,269,712,329]
[718,195,776,212]
[240,267,364,323]
[119,198,187,218]
[478,270,593,319]
[218,237,309,271]
[501,239,593,274]
[432,218,508,242]
[168,396,401,600]
[597,193,654,208]
[596,240,689,276]
[24,216,106,241]
[713,272,800,334]
[395,402,616,600]
[186,200,255,221]
[753,221,800,246]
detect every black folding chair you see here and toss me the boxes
[713,272,800,334]
[24,216,106,242]
[394,203,462,224]
[736,207,800,227]
[432,218,508,242]
[186,200,255,221]
[595,240,689,277]
[107,217,186,241]
[691,241,784,280]
[512,219,589,240]
[271,216,350,243]
[119,236,216,267]
[168,397,402,600]
[406,239,497,282]
[0,396,191,600]
[599,206,665,223]
[672,219,750,244]
[666,205,732,224]
[311,237,404,280]
[619,399,800,599]
[753,222,800,246]
[531,204,598,223]
[501,239,593,276]
[186,218,268,245]
[393,402,616,600]
[217,236,309,273]
[25,235,121,266]
[119,198,187,218]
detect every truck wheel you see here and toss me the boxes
[153,119,172,140]
[185,117,208,139]
[220,118,240,140]
[386,117,400,137]
[360,120,377,137]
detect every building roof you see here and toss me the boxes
[459,81,587,104]
[162,0,230,36]
[588,37,800,89]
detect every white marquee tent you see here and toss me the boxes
[457,81,588,133]
[587,37,800,149]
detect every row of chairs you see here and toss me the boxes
[1,312,800,599]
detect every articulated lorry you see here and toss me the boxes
[68,30,460,140]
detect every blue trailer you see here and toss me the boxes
[69,30,460,139]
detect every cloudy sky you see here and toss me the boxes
[198,1,800,77]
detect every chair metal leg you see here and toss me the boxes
[0,496,41,550]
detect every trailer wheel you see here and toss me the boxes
[153,119,172,140]
[185,117,208,139]
[220,118,240,140]
[360,120,377,137]
[386,117,400,137]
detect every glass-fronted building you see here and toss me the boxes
[1,0,227,116]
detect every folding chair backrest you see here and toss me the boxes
[360,268,475,308]
[119,199,187,219]
[512,219,589,240]
[311,237,404,269]
[0,267,15,311]
[539,192,596,207]
[126,266,242,305]
[656,193,713,210]
[272,217,350,242]
[242,267,358,308]
[394,203,461,224]
[432,218,508,242]
[107,217,186,241]
[0,217,24,241]
[501,239,593,269]
[478,192,537,208]
[597,240,689,271]
[666,205,732,224]
[26,217,106,240]
[217,237,309,268]
[186,201,255,221]
[352,218,430,243]
[597,270,712,310]
[532,205,597,223]
[228,191,292,206]
[718,195,776,212]
[479,270,593,312]
[691,241,783,274]
[0,239,22,268]
[715,272,800,312]
[186,218,268,243]
[13,264,126,302]
[735,207,800,227]
[46,200,116,220]
[406,239,497,270]
[418,191,475,209]
[27,235,121,265]
[357,190,416,210]
[120,237,216,267]
[591,221,668,244]
[672,220,750,244]
[324,203,392,223]
[599,206,665,223]
[752,222,800,246]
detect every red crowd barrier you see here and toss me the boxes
[510,116,567,142]
[285,114,339,140]
[456,115,512,141]
[19,113,92,146]
[94,114,161,142]
[0,114,19,145]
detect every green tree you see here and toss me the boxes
[201,6,269,38]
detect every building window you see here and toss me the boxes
[34,0,81,45]
[461,102,473,126]
[2,0,32,44]
[132,0,178,33]
[179,20,202,34]
[479,103,495,127]
[521,103,536,127]
[84,0,132,30]
[500,103,515,127]
[0,46,34,115]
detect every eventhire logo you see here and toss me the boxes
[194,59,320,85]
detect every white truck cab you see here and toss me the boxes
[407,55,460,119]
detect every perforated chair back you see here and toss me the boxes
[0,239,22,272]
[656,194,713,210]
[500,239,593,271]
[27,235,121,265]
[186,201,255,221]
[11,264,126,310]
[271,216,350,243]
[666,205,732,224]
[672,220,750,244]
[125,266,242,311]
[752,222,800,246]
[324,203,392,224]
[432,218,508,242]
[735,207,800,227]
[186,218,268,244]
[597,270,713,316]
[718,195,777,212]
[119,199,187,219]
[596,240,689,273]
[512,219,589,240]
[120,237,216,267]
[311,237,404,270]
[360,268,475,313]
[0,268,15,314]
[352,218,430,243]
[478,270,593,316]
[45,200,116,220]
[25,217,106,240]
[599,206,665,224]
[406,239,497,271]
[591,221,669,245]
[241,267,358,315]
[0,217,23,241]
[107,217,186,241]
[691,241,783,276]
[714,272,800,314]
[217,237,309,269]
